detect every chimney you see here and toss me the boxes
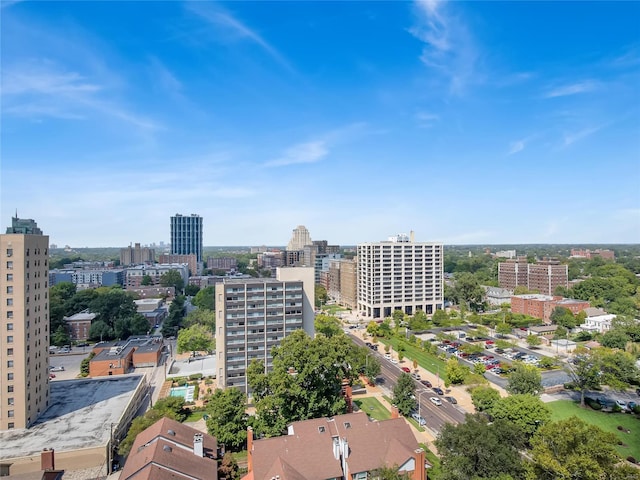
[247,427,254,472]
[414,447,426,480]
[41,448,55,471]
[193,433,204,457]
[391,404,399,419]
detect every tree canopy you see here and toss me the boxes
[392,373,416,417]
[507,362,543,396]
[160,270,185,292]
[192,286,215,311]
[470,385,501,412]
[177,324,215,354]
[314,314,343,338]
[487,394,550,439]
[246,330,363,437]
[205,388,247,450]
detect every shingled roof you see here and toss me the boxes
[120,417,218,480]
[247,412,424,480]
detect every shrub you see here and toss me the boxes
[585,398,602,410]
[205,378,214,385]
[189,373,203,381]
[612,403,622,413]
[194,384,200,400]
[633,405,640,414]
[177,379,187,387]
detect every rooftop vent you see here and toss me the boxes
[167,429,175,436]
[318,426,325,433]
[163,445,172,452]
[344,422,351,429]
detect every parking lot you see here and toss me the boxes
[48,351,88,381]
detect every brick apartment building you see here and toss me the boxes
[570,248,615,260]
[206,257,238,271]
[511,294,590,323]
[64,310,96,341]
[499,257,568,295]
[159,254,199,276]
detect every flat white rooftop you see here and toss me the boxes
[0,375,143,461]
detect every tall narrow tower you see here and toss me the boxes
[0,215,50,430]
[170,214,203,262]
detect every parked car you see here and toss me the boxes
[430,397,442,406]
[411,412,427,425]
[421,380,432,388]
[401,367,411,373]
[615,400,628,411]
[445,396,457,404]
[50,366,65,372]
[49,373,56,379]
[411,372,421,380]
[391,358,399,364]
[432,387,444,395]
[384,353,392,360]
[627,401,637,410]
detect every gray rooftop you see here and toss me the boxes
[0,375,143,461]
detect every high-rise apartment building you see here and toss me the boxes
[286,225,312,251]
[120,243,155,266]
[170,214,203,262]
[357,233,443,318]
[215,267,314,394]
[1,216,50,430]
[328,258,358,310]
[498,257,568,295]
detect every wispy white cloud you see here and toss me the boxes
[415,111,440,128]
[543,80,598,98]
[508,140,525,155]
[265,141,328,167]
[563,125,604,146]
[409,0,479,95]
[148,56,183,97]
[186,3,295,74]
[2,60,160,131]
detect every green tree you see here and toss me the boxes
[182,308,216,330]
[315,284,328,308]
[496,323,513,337]
[363,354,381,385]
[177,324,215,354]
[392,309,406,326]
[370,466,410,479]
[488,394,550,439]
[432,309,449,326]
[51,325,70,346]
[247,331,360,437]
[192,286,215,311]
[206,388,247,450]
[314,314,342,338]
[445,358,469,386]
[565,350,603,407]
[537,356,555,369]
[79,352,96,377]
[435,414,525,480]
[474,361,488,376]
[160,270,185,292]
[451,272,486,312]
[409,309,429,330]
[528,417,631,480]
[526,335,542,348]
[88,320,114,341]
[549,307,577,329]
[470,385,501,412]
[141,274,153,286]
[392,372,416,417]
[184,283,200,296]
[600,329,632,349]
[507,362,543,396]
[89,289,138,328]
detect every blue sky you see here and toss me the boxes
[2,1,639,247]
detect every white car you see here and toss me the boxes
[390,358,399,364]
[430,397,442,406]
[615,400,628,411]
[384,353,392,360]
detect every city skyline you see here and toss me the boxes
[2,1,639,246]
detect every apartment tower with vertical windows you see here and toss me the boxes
[357,232,443,319]
[215,267,314,394]
[170,214,203,263]
[0,216,50,430]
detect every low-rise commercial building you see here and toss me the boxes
[511,294,590,323]
[125,264,189,288]
[90,336,163,375]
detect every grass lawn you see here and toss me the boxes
[547,400,640,459]
[379,337,449,382]
[185,410,207,422]
[354,397,391,421]
[321,304,348,315]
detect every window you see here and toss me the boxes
[7,385,14,393]
[7,312,13,319]
[7,410,14,418]
[6,248,13,257]
[7,373,14,380]
[7,360,13,368]
[6,286,13,294]
[7,348,13,356]
[6,261,13,269]
[7,423,14,429]
[8,398,14,406]
[7,323,13,331]
[6,274,13,281]
[6,298,13,306]
[7,336,13,343]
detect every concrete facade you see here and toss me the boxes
[120,243,155,266]
[0,217,50,430]
[215,267,314,393]
[159,253,199,276]
[357,235,443,318]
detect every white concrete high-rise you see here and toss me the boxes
[0,216,50,430]
[357,233,443,318]
[286,225,312,251]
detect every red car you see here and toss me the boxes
[401,367,411,373]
